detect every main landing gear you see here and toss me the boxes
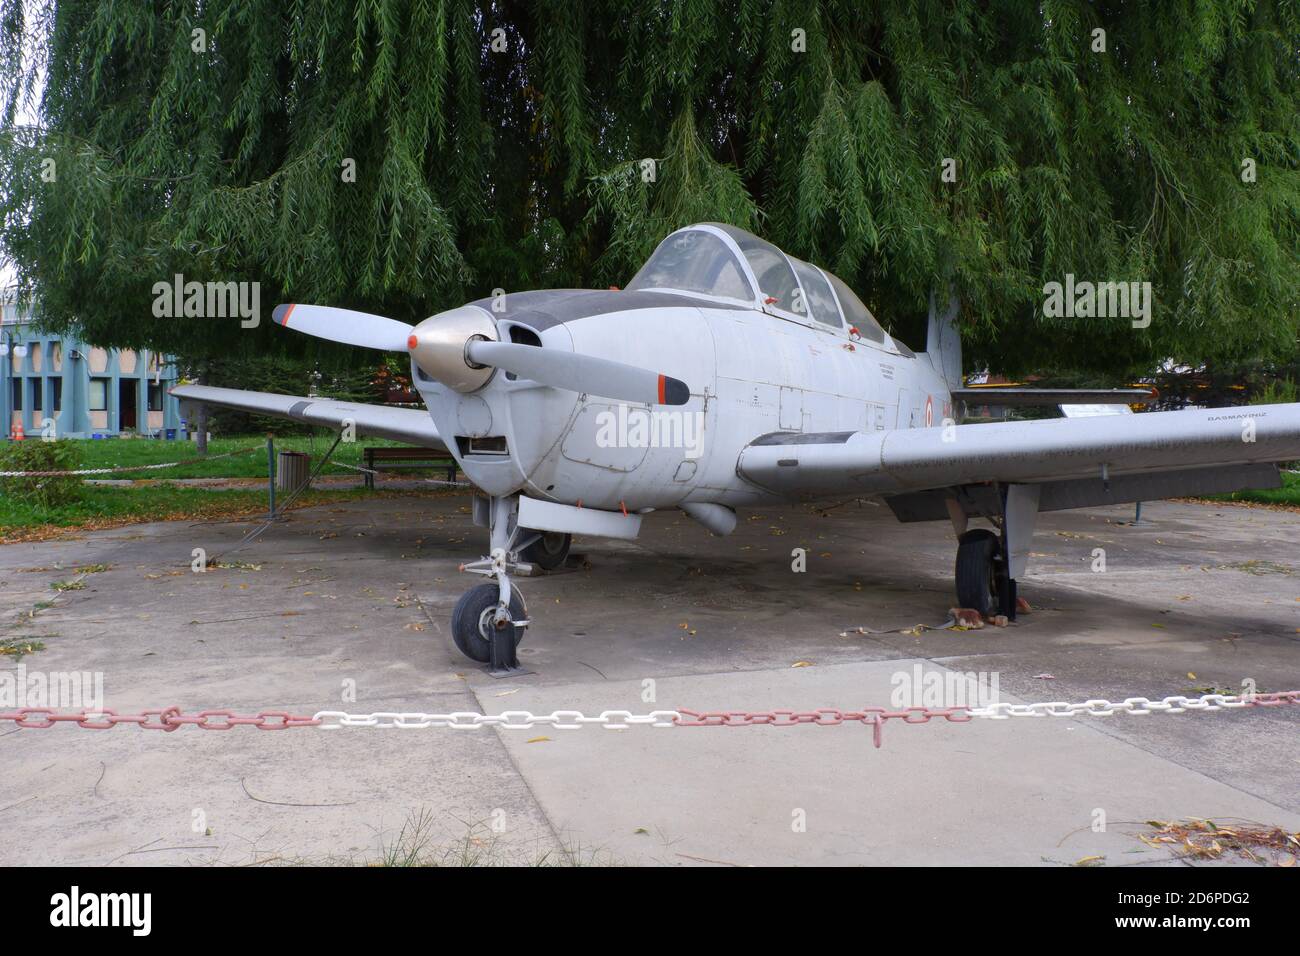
[452,494,571,672]
[950,483,1040,621]
[955,528,1005,617]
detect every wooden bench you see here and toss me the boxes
[362,446,459,488]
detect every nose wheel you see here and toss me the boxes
[454,494,534,673]
[451,583,527,664]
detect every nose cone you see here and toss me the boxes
[407,306,499,393]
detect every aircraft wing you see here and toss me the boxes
[170,385,444,449]
[737,403,1300,518]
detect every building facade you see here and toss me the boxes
[2,289,183,439]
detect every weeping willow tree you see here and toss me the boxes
[1,0,1297,376]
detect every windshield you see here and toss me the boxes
[790,259,842,327]
[827,274,887,344]
[626,230,754,301]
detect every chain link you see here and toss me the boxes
[0,707,321,730]
[964,691,1296,719]
[311,709,683,730]
[3,691,1294,749]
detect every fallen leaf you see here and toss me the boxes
[526,736,550,743]
[791,660,813,668]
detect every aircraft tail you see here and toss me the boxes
[925,289,963,392]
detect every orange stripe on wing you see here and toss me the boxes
[657,374,666,404]
[278,303,297,326]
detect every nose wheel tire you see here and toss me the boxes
[519,530,571,570]
[451,583,527,663]
[955,528,1005,617]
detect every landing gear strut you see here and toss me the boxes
[950,483,1040,621]
[455,495,532,673]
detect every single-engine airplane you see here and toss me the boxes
[174,223,1300,665]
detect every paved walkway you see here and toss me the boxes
[2,495,1296,865]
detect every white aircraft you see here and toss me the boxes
[174,223,1300,667]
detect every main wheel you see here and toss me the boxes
[955,528,1003,616]
[519,529,571,570]
[451,583,527,663]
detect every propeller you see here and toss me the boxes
[466,339,689,406]
[272,303,412,351]
[272,303,690,406]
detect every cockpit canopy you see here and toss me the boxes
[626,223,897,350]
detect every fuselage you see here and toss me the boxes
[414,288,951,511]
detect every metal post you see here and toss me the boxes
[1,330,9,439]
[266,435,276,520]
[1134,501,1143,526]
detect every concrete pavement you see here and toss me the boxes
[2,492,1297,865]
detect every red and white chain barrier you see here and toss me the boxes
[3,691,1296,749]
[0,446,260,477]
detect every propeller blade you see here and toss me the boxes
[273,304,414,352]
[465,340,690,406]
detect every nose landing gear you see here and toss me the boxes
[455,495,533,673]
[453,495,573,673]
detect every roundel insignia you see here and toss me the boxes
[925,395,934,427]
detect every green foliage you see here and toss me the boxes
[0,483,440,537]
[195,354,385,433]
[59,434,406,478]
[0,439,84,506]
[1207,470,1300,506]
[1252,378,1297,405]
[1,1,1297,378]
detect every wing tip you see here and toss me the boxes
[273,303,296,326]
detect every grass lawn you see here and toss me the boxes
[0,483,450,543]
[1201,469,1300,507]
[0,433,463,540]
[51,434,426,479]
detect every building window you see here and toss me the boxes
[147,382,164,411]
[30,380,41,412]
[89,377,109,411]
[10,378,21,411]
[51,378,62,412]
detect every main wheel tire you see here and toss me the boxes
[955,529,1002,616]
[519,530,571,570]
[451,583,527,663]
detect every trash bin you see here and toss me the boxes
[276,450,311,494]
